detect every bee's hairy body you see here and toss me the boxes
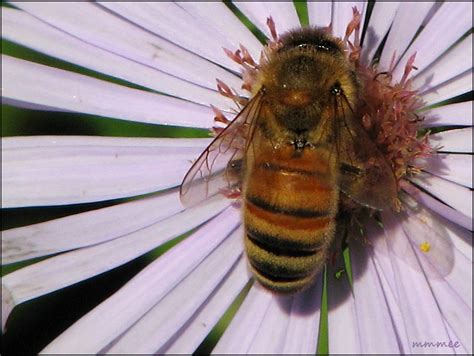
[180,26,396,295]
[242,28,358,293]
[243,134,339,293]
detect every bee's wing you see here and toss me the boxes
[334,100,397,211]
[369,191,455,280]
[180,92,264,207]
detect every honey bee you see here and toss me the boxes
[180,27,397,294]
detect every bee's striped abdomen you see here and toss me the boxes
[243,148,338,293]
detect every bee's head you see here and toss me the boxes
[257,28,358,132]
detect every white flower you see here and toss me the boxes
[1,2,472,354]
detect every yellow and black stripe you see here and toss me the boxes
[243,147,338,293]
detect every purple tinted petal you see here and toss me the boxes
[307,1,332,27]
[2,55,221,127]
[392,2,472,81]
[360,2,399,65]
[421,70,472,107]
[351,242,401,353]
[430,128,473,153]
[234,2,300,38]
[1,135,212,149]
[213,284,273,353]
[327,264,361,353]
[368,220,412,352]
[1,287,14,331]
[99,2,242,74]
[3,7,241,105]
[399,198,455,279]
[412,34,472,93]
[107,227,244,353]
[7,4,241,92]
[40,207,240,353]
[332,2,367,39]
[446,322,470,355]
[177,2,262,61]
[378,3,434,72]
[2,189,183,264]
[2,136,209,207]
[409,173,472,220]
[247,295,293,353]
[418,153,472,188]
[281,278,322,353]
[2,196,232,332]
[381,212,454,354]
[445,219,472,261]
[421,101,472,127]
[399,199,472,310]
[402,182,472,231]
[163,257,251,354]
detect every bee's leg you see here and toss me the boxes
[329,214,349,266]
[220,158,244,199]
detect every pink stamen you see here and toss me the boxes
[210,105,231,125]
[400,53,417,86]
[223,47,243,65]
[266,16,278,42]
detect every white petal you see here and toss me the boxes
[421,101,472,127]
[368,222,412,353]
[98,2,242,74]
[213,284,273,353]
[40,206,240,353]
[402,182,472,231]
[307,1,332,27]
[412,34,472,93]
[444,217,473,261]
[2,189,183,264]
[381,212,454,354]
[1,287,14,331]
[332,2,367,39]
[430,128,473,153]
[372,257,411,353]
[360,2,399,65]
[351,242,401,353]
[409,173,473,219]
[281,278,322,353]
[6,5,241,94]
[446,322,470,355]
[1,135,212,149]
[378,2,434,72]
[163,257,251,354]
[412,243,472,353]
[233,2,300,38]
[392,2,473,81]
[2,7,238,109]
[399,201,472,310]
[247,295,293,354]
[417,153,472,188]
[177,2,262,61]
[2,55,220,128]
[1,98,68,112]
[327,265,361,353]
[107,227,244,353]
[2,196,232,331]
[2,135,208,207]
[421,70,472,106]
[399,201,454,279]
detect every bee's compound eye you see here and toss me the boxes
[330,82,343,96]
